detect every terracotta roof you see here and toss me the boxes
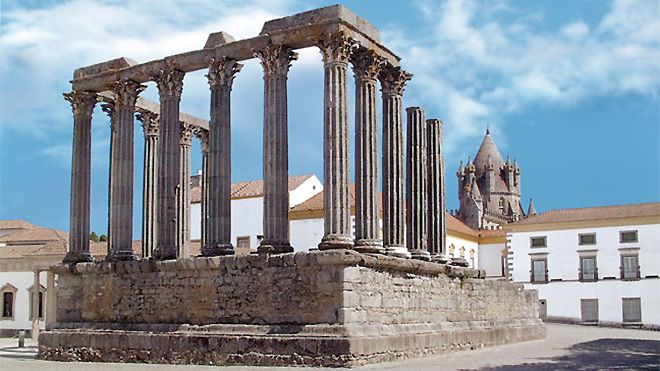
[511,202,660,226]
[289,184,361,213]
[0,244,44,259]
[191,175,314,203]
[0,220,38,230]
[0,228,68,244]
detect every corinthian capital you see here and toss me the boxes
[180,122,195,146]
[63,90,98,116]
[196,129,209,152]
[318,32,358,65]
[350,48,384,81]
[207,58,243,88]
[153,67,185,98]
[112,79,146,107]
[136,110,159,137]
[255,43,298,77]
[100,102,114,118]
[379,65,413,96]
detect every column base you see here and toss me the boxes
[201,243,234,257]
[258,240,293,254]
[318,234,354,250]
[384,245,410,258]
[62,251,94,264]
[354,239,384,254]
[431,254,451,264]
[105,250,138,262]
[450,257,470,267]
[410,249,431,261]
[152,247,178,261]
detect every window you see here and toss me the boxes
[580,256,598,281]
[530,236,547,248]
[531,258,548,283]
[581,299,599,323]
[622,298,641,322]
[578,233,596,245]
[620,230,638,243]
[621,254,640,280]
[2,292,13,319]
[236,236,250,249]
[29,285,45,321]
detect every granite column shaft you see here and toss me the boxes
[406,107,430,261]
[177,123,194,257]
[137,110,159,258]
[198,130,209,249]
[427,119,447,258]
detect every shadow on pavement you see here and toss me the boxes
[476,338,660,371]
[0,346,38,361]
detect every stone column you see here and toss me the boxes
[31,270,39,341]
[136,110,159,258]
[406,107,430,261]
[379,66,412,258]
[177,122,194,258]
[152,68,185,260]
[202,58,242,256]
[318,32,357,250]
[427,119,447,259]
[197,129,210,249]
[107,80,145,261]
[255,44,297,254]
[351,48,383,253]
[45,271,56,327]
[63,91,97,263]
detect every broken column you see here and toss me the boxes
[406,107,430,261]
[136,110,159,258]
[427,119,447,260]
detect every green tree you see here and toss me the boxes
[99,234,108,242]
[89,232,99,242]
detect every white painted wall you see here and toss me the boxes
[290,177,323,208]
[509,222,660,326]
[290,218,325,252]
[478,242,505,277]
[0,271,47,331]
[446,235,479,268]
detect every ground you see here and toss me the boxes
[1,324,658,370]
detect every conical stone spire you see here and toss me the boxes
[528,198,537,216]
[474,129,504,172]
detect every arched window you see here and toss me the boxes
[449,244,455,258]
[28,284,46,321]
[460,246,466,258]
[1,283,17,320]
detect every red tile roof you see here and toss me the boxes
[511,202,660,226]
[191,175,314,203]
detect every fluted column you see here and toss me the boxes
[152,67,185,260]
[177,122,194,257]
[379,66,412,258]
[197,129,210,249]
[318,32,357,250]
[136,110,159,258]
[63,91,97,263]
[107,80,145,261]
[255,44,298,254]
[406,107,430,261]
[351,48,383,253]
[202,58,242,256]
[427,119,447,259]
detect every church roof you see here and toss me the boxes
[511,202,660,226]
[473,130,504,172]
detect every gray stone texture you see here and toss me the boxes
[196,129,210,249]
[202,58,242,257]
[152,67,185,260]
[63,91,97,263]
[255,43,297,254]
[406,107,430,261]
[351,48,383,253]
[379,67,412,259]
[318,32,358,251]
[136,110,159,258]
[177,122,194,258]
[426,119,447,257]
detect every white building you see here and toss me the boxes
[506,202,660,329]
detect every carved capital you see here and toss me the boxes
[351,48,384,81]
[255,43,298,77]
[63,91,98,117]
[207,58,243,88]
[100,102,114,118]
[180,122,195,146]
[136,110,159,137]
[318,32,358,65]
[153,67,185,98]
[379,66,413,96]
[196,129,209,152]
[111,79,146,107]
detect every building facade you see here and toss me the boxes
[506,203,660,329]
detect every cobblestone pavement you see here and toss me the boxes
[0,324,658,370]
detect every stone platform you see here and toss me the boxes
[38,250,545,367]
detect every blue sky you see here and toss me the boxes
[0,0,658,237]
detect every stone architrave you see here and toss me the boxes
[196,129,210,249]
[426,119,447,258]
[255,44,298,254]
[202,58,242,256]
[406,107,430,261]
[152,67,185,260]
[107,80,145,261]
[379,66,412,258]
[177,122,194,258]
[318,32,358,250]
[351,48,384,253]
[136,110,159,258]
[63,90,98,263]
